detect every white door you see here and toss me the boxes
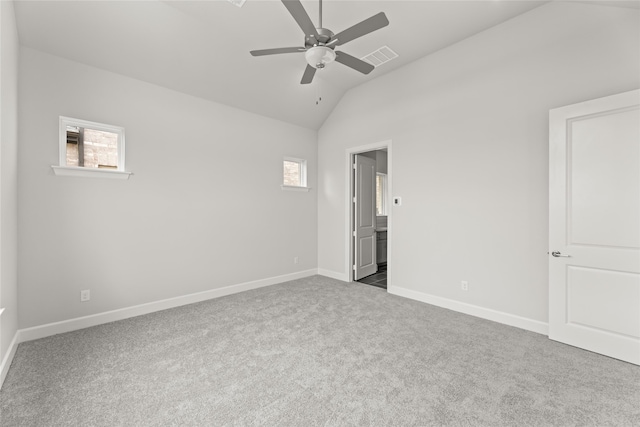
[354,154,377,280]
[549,89,640,365]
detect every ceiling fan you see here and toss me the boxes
[250,0,389,85]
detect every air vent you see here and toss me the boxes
[227,0,246,7]
[361,46,398,68]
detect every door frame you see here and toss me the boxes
[346,140,392,285]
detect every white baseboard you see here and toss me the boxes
[0,331,19,390]
[388,285,548,336]
[317,268,349,282]
[18,269,318,344]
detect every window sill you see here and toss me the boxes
[52,166,132,180]
[281,185,311,192]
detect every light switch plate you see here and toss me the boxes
[393,197,402,206]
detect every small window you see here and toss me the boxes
[282,157,309,191]
[376,173,388,216]
[53,117,130,179]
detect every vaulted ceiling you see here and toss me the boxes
[13,0,636,130]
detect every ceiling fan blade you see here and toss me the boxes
[301,65,316,84]
[281,0,319,39]
[335,51,375,75]
[332,12,389,46]
[250,47,305,57]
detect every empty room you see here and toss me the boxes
[0,0,639,425]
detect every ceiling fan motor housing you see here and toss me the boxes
[305,28,335,48]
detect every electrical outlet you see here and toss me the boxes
[80,289,90,302]
[461,281,468,291]
[294,257,299,264]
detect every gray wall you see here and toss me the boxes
[358,150,387,174]
[18,48,318,328]
[376,151,387,175]
[0,0,19,365]
[317,2,640,324]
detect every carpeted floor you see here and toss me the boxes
[1,275,639,426]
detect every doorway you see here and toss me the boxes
[347,141,392,290]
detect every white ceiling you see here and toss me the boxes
[13,0,636,130]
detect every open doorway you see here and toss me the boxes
[347,141,391,290]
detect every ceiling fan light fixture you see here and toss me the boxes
[305,46,336,69]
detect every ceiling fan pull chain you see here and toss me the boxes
[319,0,322,29]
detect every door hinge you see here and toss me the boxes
[353,265,356,271]
[352,231,356,237]
[353,163,357,170]
[353,197,356,203]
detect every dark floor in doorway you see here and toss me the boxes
[357,263,387,289]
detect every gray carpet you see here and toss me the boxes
[1,275,639,426]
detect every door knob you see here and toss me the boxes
[551,251,571,258]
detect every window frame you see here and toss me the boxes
[52,116,131,179]
[281,157,310,191]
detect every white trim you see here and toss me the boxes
[51,166,132,180]
[346,140,392,284]
[281,185,311,192]
[317,268,349,282]
[17,269,317,344]
[388,285,549,336]
[0,308,4,317]
[0,331,19,390]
